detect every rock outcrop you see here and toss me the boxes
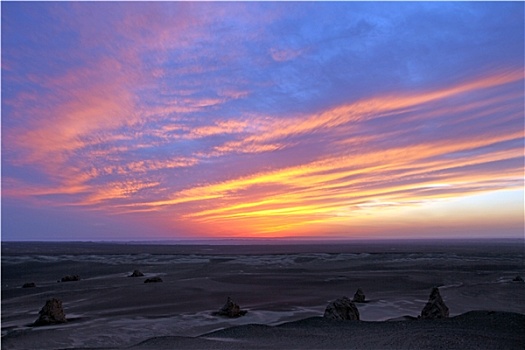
[323,297,360,320]
[212,297,247,318]
[353,288,366,303]
[144,277,163,283]
[33,298,67,326]
[129,270,144,277]
[420,287,449,319]
[512,275,524,282]
[61,275,80,282]
[22,282,36,288]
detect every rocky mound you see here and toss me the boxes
[144,277,163,283]
[212,297,247,318]
[420,287,449,319]
[61,275,80,282]
[129,270,145,277]
[512,275,523,282]
[33,298,67,326]
[323,296,360,320]
[22,282,36,288]
[353,288,366,303]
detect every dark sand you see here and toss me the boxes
[132,311,525,349]
[2,240,524,349]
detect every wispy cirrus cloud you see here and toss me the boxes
[2,2,523,240]
[111,70,523,236]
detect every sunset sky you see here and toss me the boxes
[1,2,523,241]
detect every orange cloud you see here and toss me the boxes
[122,127,521,235]
[82,180,161,206]
[206,68,523,156]
[4,66,522,238]
[115,70,523,235]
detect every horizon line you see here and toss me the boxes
[2,236,523,245]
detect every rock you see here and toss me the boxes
[212,297,247,318]
[129,270,144,277]
[144,277,163,283]
[61,275,80,282]
[353,288,366,303]
[33,298,67,326]
[420,287,449,319]
[22,282,36,288]
[512,275,524,282]
[323,297,360,320]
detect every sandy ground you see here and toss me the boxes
[131,311,525,350]
[1,240,524,349]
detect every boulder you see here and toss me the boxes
[22,282,36,288]
[129,270,145,277]
[144,277,163,283]
[61,275,80,282]
[212,297,247,318]
[353,288,366,303]
[512,275,524,282]
[420,287,449,319]
[323,297,360,320]
[33,298,67,326]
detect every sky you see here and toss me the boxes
[1,2,524,241]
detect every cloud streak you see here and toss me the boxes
[112,70,523,236]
